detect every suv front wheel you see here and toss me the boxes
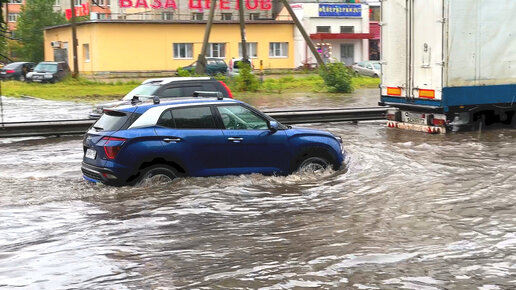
[297,156,331,175]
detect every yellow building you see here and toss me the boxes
[44,20,295,75]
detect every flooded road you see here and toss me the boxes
[1,91,515,289]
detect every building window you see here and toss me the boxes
[316,26,331,33]
[99,0,111,5]
[370,6,380,22]
[173,43,193,59]
[249,13,260,20]
[74,0,81,5]
[238,42,258,58]
[83,44,90,62]
[54,0,60,5]
[221,13,232,20]
[8,13,19,22]
[340,26,355,33]
[269,42,288,58]
[8,0,22,4]
[192,13,203,20]
[208,43,225,58]
[97,13,110,20]
[162,12,173,20]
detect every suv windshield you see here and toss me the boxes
[34,63,58,73]
[122,84,160,101]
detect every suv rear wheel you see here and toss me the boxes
[136,165,179,186]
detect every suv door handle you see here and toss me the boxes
[227,137,243,142]
[163,137,182,143]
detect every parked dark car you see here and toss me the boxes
[0,62,35,81]
[179,58,228,75]
[89,77,233,119]
[26,61,71,83]
[82,96,345,186]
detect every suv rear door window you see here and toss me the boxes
[172,106,217,129]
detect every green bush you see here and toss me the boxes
[176,67,194,77]
[319,62,353,93]
[233,62,260,92]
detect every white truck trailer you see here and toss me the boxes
[379,0,516,133]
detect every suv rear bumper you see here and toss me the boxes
[81,162,121,185]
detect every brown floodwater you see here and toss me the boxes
[0,90,515,289]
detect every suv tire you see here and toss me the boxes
[136,165,179,186]
[297,156,330,175]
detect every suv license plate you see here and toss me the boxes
[85,149,96,159]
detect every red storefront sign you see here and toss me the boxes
[119,0,272,10]
[65,3,90,20]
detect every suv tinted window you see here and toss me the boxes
[172,106,217,129]
[93,110,140,131]
[217,105,268,130]
[157,110,175,128]
[122,84,160,100]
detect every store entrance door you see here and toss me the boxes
[340,44,354,65]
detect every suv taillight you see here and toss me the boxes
[102,137,126,159]
[218,81,233,99]
[6,70,15,74]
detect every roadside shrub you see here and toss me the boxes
[176,67,193,77]
[233,62,260,92]
[319,62,353,93]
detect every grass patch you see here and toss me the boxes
[1,77,139,102]
[0,74,380,102]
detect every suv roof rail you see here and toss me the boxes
[193,91,224,100]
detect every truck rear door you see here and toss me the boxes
[382,0,444,102]
[410,0,444,102]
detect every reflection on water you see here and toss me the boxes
[0,92,515,289]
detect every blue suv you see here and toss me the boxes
[81,95,345,186]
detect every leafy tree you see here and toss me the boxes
[319,61,353,93]
[233,62,260,92]
[15,0,67,62]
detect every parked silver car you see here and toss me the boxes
[351,61,381,78]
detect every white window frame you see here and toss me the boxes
[83,43,90,62]
[249,13,260,20]
[8,13,19,22]
[74,0,81,5]
[221,13,232,20]
[8,0,23,4]
[162,12,174,20]
[269,42,288,58]
[173,43,193,59]
[208,43,226,58]
[238,42,258,58]
[192,13,203,20]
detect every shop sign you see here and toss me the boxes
[65,3,90,20]
[119,0,272,10]
[318,4,361,17]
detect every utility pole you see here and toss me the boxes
[279,0,325,69]
[195,0,217,75]
[70,0,79,78]
[238,0,247,63]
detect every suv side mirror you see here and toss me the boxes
[268,121,279,133]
